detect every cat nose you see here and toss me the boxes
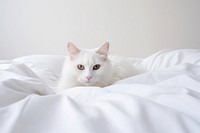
[86,76,92,80]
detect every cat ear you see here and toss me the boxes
[96,42,109,59]
[67,42,80,60]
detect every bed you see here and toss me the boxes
[0,49,200,133]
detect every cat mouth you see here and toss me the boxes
[80,80,94,86]
[83,82,93,85]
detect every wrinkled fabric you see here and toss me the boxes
[0,49,200,133]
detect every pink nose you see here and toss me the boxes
[86,76,92,80]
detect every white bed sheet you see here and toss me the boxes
[0,49,200,133]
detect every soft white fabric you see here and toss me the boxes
[0,49,200,133]
[13,55,65,90]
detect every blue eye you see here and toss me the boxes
[93,64,100,70]
[77,64,85,70]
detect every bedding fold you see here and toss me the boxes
[0,49,200,133]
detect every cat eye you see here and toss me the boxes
[77,64,85,70]
[93,64,101,70]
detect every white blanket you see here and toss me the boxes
[0,49,200,133]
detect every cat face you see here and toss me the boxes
[67,42,111,86]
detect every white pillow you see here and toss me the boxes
[141,49,200,71]
[13,55,65,89]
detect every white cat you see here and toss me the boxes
[57,42,141,90]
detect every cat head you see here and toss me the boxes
[67,42,111,86]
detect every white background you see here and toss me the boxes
[0,0,200,59]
